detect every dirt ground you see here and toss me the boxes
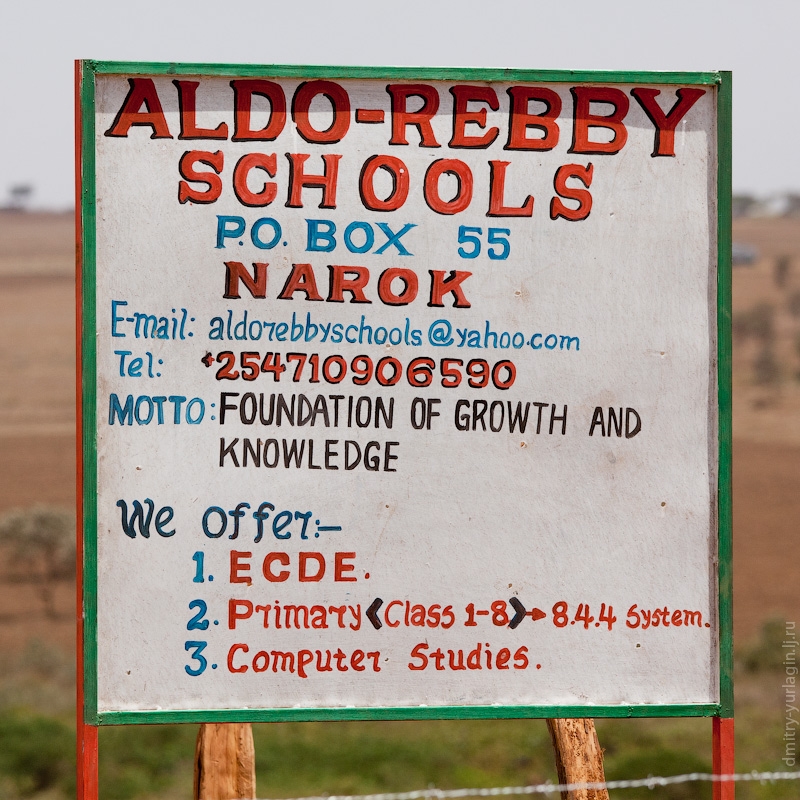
[0,211,798,654]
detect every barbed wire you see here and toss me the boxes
[253,770,800,800]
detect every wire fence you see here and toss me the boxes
[253,770,800,800]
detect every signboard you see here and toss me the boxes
[77,62,732,724]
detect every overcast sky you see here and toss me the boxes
[1,0,797,208]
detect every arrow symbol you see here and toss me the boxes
[366,597,383,630]
[508,598,547,628]
[508,597,526,629]
[201,352,214,368]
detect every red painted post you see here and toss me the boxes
[712,717,735,800]
[77,725,99,800]
[76,58,99,800]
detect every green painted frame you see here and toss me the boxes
[77,60,732,725]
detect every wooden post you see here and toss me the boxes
[194,723,256,800]
[547,718,609,800]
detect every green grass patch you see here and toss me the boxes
[1,620,798,800]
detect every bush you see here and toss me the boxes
[606,748,711,799]
[0,710,74,796]
[732,303,775,342]
[740,618,791,673]
[749,304,776,341]
[99,725,196,800]
[0,506,74,618]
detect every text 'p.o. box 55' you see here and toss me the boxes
[77,62,732,724]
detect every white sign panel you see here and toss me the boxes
[79,64,728,720]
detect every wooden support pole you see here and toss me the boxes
[194,723,256,800]
[546,718,609,800]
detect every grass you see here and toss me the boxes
[0,622,797,800]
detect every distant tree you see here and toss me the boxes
[788,290,800,318]
[731,194,757,218]
[749,302,776,341]
[0,506,75,618]
[794,333,800,380]
[774,254,792,289]
[7,183,33,211]
[753,343,780,386]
